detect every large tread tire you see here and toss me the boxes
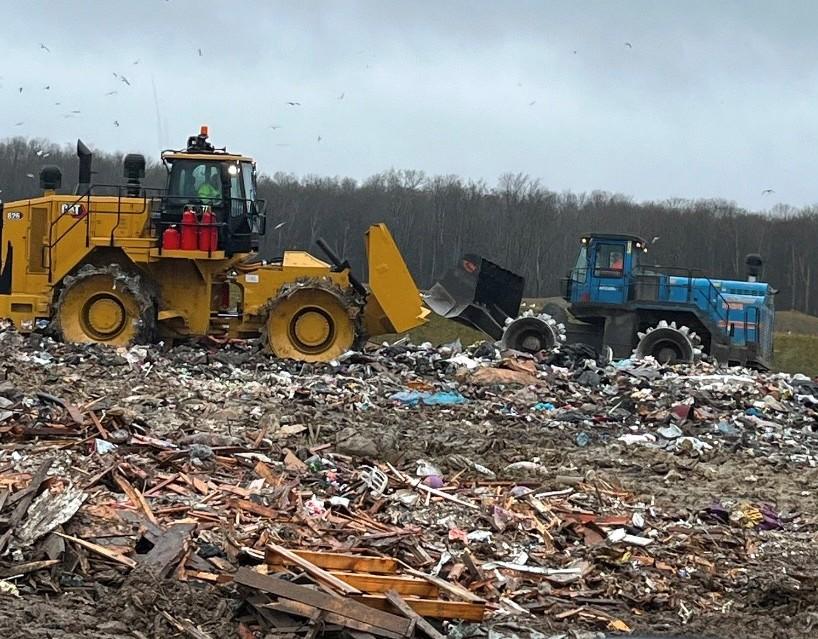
[263,277,364,362]
[52,264,156,347]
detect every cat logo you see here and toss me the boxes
[6,211,22,221]
[60,203,87,218]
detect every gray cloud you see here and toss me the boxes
[1,0,816,210]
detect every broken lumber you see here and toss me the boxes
[131,522,196,579]
[54,531,137,568]
[405,569,485,603]
[266,542,361,595]
[268,600,403,639]
[357,593,486,622]
[385,590,447,639]
[234,567,411,636]
[265,548,399,574]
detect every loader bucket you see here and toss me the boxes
[426,254,524,341]
[364,223,430,336]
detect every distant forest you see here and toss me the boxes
[2,137,816,314]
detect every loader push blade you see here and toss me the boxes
[364,223,430,336]
[426,254,524,341]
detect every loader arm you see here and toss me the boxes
[363,223,430,335]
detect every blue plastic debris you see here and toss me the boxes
[532,402,555,411]
[745,407,762,417]
[575,431,590,447]
[390,390,467,407]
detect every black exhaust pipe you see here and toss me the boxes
[76,139,92,195]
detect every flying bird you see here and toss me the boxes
[317,135,322,142]
[268,124,282,129]
[105,90,118,96]
[26,173,35,179]
[273,221,287,231]
[70,109,81,114]
[651,236,660,244]
[572,50,577,54]
[198,48,203,56]
[114,120,120,127]
[18,87,22,93]
[14,122,23,126]
[133,59,140,65]
[39,43,50,53]
[43,85,50,90]
[337,92,344,100]
[120,75,131,86]
[761,188,775,195]
[287,101,301,106]
[112,72,119,78]
[624,42,633,48]
[528,100,536,106]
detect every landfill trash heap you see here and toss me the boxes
[0,321,816,639]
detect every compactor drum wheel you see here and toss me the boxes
[54,265,156,346]
[634,320,702,364]
[500,310,566,354]
[265,282,359,362]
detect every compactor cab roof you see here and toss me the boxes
[160,125,254,164]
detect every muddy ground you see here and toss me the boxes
[0,334,816,638]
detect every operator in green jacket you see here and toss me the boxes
[197,173,221,201]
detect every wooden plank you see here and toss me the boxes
[354,594,486,622]
[385,590,446,639]
[329,571,439,597]
[55,532,136,568]
[405,569,485,603]
[0,458,53,553]
[234,568,410,636]
[132,523,195,578]
[266,542,361,596]
[266,549,398,575]
[229,498,278,519]
[113,472,158,525]
[253,461,280,487]
[267,600,403,639]
[0,559,61,578]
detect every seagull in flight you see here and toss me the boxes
[761,188,775,196]
[105,90,118,96]
[114,120,120,127]
[337,92,345,100]
[528,100,536,106]
[39,43,50,53]
[316,135,322,142]
[273,221,287,231]
[120,75,131,86]
[287,101,301,106]
[14,121,24,126]
[198,48,203,57]
[624,42,633,48]
[268,124,282,129]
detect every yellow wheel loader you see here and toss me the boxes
[0,127,428,361]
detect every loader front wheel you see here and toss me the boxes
[265,285,358,362]
[54,265,156,346]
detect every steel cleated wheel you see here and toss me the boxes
[264,278,363,362]
[500,310,566,354]
[634,320,702,364]
[53,264,156,346]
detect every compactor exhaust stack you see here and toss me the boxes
[76,139,92,195]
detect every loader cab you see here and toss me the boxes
[159,127,266,255]
[565,234,647,306]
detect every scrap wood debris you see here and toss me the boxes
[0,322,816,638]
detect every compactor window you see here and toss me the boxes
[168,160,223,201]
[595,243,625,277]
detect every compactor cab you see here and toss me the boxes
[159,126,265,255]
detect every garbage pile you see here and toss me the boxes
[0,324,816,639]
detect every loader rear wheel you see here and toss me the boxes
[265,283,358,362]
[54,265,156,346]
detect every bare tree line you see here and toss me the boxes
[2,136,816,314]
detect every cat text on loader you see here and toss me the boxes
[0,127,429,361]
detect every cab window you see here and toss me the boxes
[594,243,625,277]
[572,245,588,283]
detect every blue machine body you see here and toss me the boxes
[564,233,774,367]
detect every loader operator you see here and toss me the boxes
[611,252,624,270]
[197,172,221,202]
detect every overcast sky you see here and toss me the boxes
[1,1,816,210]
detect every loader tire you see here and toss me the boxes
[263,278,364,362]
[53,264,156,347]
